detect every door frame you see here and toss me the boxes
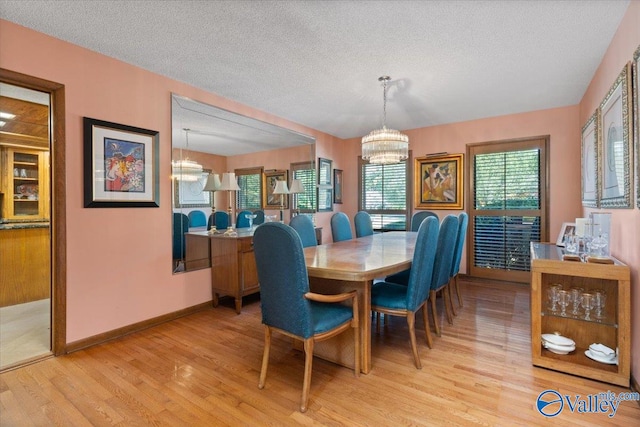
[1,68,66,356]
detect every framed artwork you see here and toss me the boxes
[173,170,211,208]
[414,153,463,209]
[333,169,343,204]
[262,169,289,209]
[598,62,632,208]
[317,187,333,212]
[634,45,640,209]
[83,117,159,208]
[556,222,576,247]
[581,111,599,207]
[318,157,332,185]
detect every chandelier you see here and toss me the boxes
[171,129,203,181]
[361,76,409,165]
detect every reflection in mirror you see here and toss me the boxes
[171,94,316,274]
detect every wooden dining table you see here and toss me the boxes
[303,231,417,374]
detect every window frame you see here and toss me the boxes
[235,166,263,211]
[290,161,317,213]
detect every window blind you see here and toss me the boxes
[359,158,408,230]
[291,161,316,212]
[236,167,262,210]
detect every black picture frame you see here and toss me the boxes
[333,169,343,204]
[318,157,332,186]
[84,117,159,207]
[317,187,333,212]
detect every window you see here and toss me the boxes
[235,167,263,210]
[468,137,548,283]
[358,157,408,230]
[291,161,316,213]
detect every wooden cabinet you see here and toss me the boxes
[210,231,259,314]
[1,147,49,220]
[530,243,630,387]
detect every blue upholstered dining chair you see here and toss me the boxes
[187,210,207,228]
[354,211,374,238]
[428,214,459,337]
[253,209,265,225]
[208,211,229,231]
[370,216,439,369]
[172,213,189,270]
[289,214,317,248]
[449,212,469,312]
[253,223,360,412]
[236,210,252,228]
[411,210,438,231]
[330,212,353,242]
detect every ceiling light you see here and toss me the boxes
[171,129,203,181]
[361,76,409,165]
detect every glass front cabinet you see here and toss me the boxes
[1,147,50,220]
[530,243,630,387]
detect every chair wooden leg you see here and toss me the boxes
[443,286,453,325]
[448,280,457,316]
[430,290,441,337]
[352,311,360,377]
[455,275,463,308]
[421,303,433,349]
[301,338,314,412]
[258,326,271,389]
[407,313,421,369]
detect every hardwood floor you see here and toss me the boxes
[1,279,638,426]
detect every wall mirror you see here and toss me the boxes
[171,94,316,274]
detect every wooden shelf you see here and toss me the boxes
[530,242,630,387]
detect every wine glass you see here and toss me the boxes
[557,290,570,317]
[565,234,578,254]
[547,284,562,314]
[569,287,583,317]
[594,290,606,320]
[245,213,257,230]
[581,292,595,321]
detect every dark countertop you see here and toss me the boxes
[0,220,50,230]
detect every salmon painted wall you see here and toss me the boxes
[0,20,337,342]
[579,1,640,384]
[338,105,581,273]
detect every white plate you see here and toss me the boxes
[542,341,575,355]
[585,350,618,365]
[541,333,575,347]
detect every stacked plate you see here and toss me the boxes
[585,343,618,365]
[541,333,575,355]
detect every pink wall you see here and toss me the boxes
[0,19,336,342]
[578,1,640,383]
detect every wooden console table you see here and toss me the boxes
[210,229,259,314]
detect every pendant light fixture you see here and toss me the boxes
[361,76,409,165]
[171,128,203,181]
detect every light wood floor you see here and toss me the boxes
[0,299,51,370]
[1,279,638,426]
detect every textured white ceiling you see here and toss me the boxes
[0,0,630,139]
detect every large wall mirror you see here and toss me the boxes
[171,94,316,274]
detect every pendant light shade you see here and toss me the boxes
[172,129,204,181]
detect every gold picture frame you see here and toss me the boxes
[581,111,599,208]
[414,153,463,209]
[262,169,289,209]
[633,45,640,209]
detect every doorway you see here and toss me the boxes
[0,69,66,370]
[466,136,549,283]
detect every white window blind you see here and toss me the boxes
[236,167,262,210]
[359,158,408,230]
[291,161,316,213]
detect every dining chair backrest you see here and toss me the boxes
[289,215,317,248]
[253,210,265,225]
[172,212,189,261]
[331,212,353,242]
[354,211,374,238]
[411,211,438,232]
[209,211,229,230]
[450,212,469,277]
[405,216,439,310]
[430,214,459,291]
[253,223,314,338]
[236,210,253,228]
[188,210,207,228]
